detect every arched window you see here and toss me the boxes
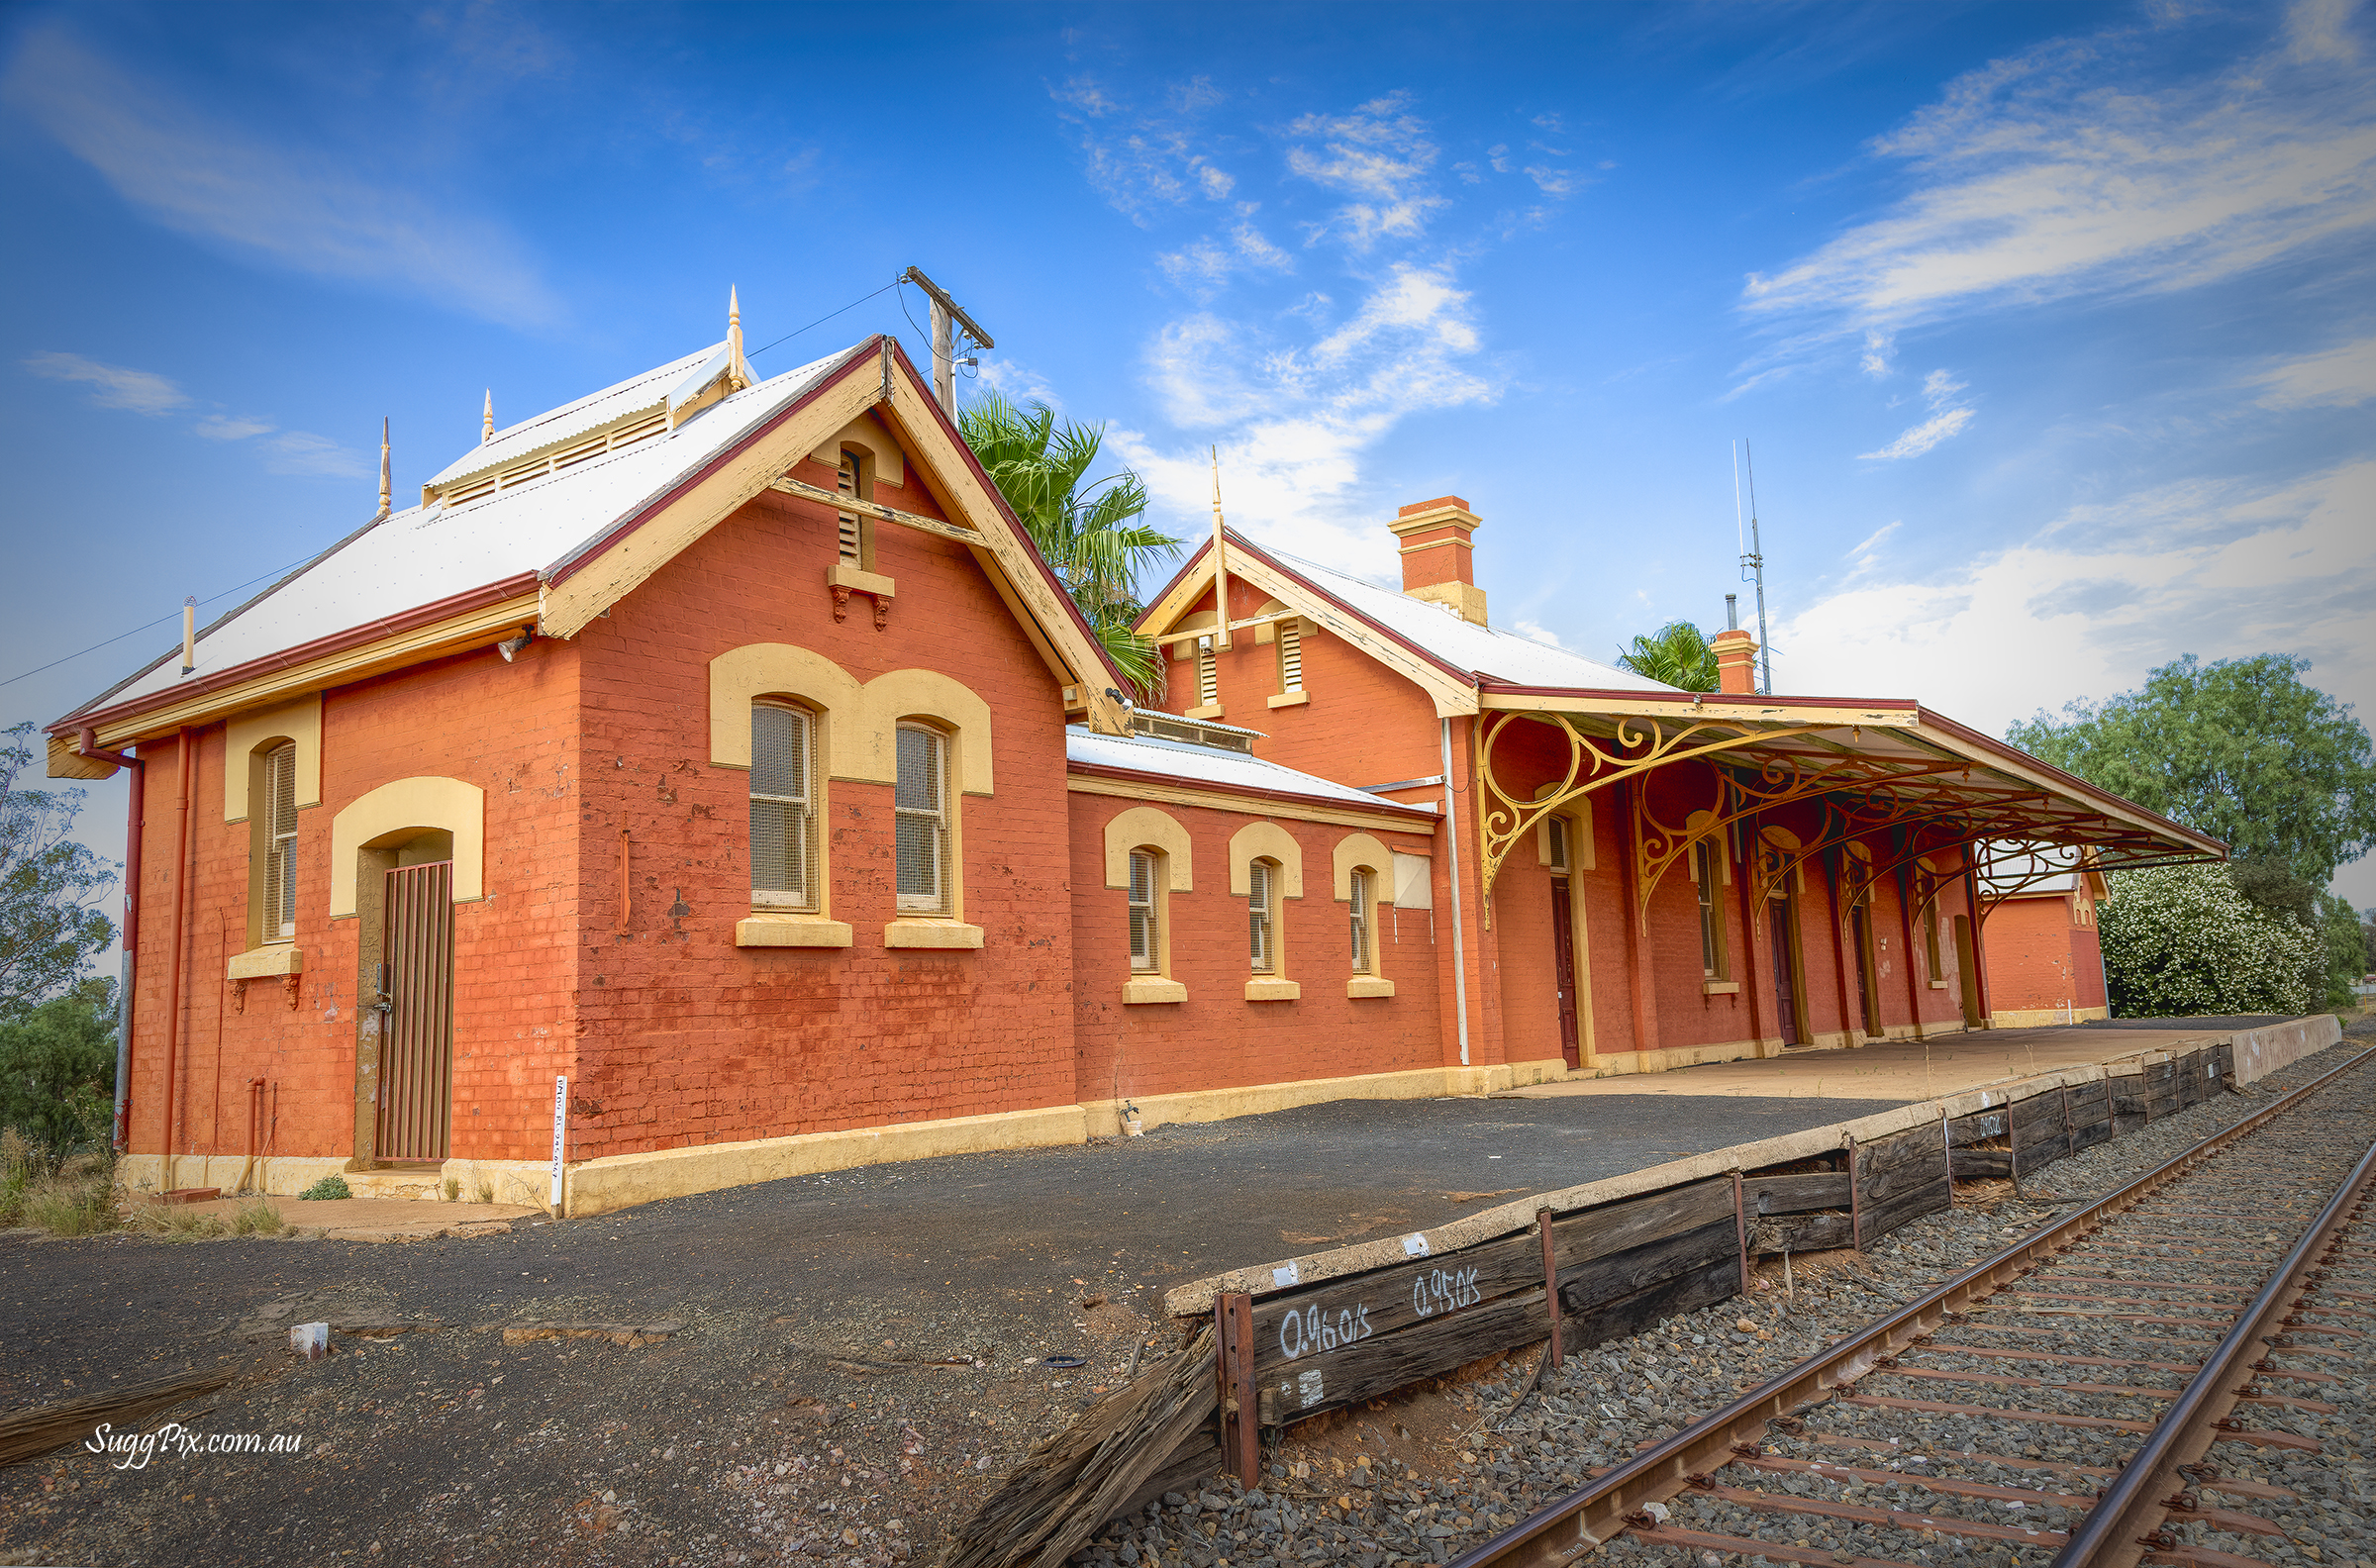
[750,702,817,910]
[1347,866,1374,975]
[895,723,950,914]
[1248,857,1278,974]
[259,741,299,941]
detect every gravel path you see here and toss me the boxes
[1073,1036,2376,1568]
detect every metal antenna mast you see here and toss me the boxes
[1733,441,1774,694]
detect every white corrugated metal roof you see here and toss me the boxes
[80,345,852,715]
[1270,548,1682,694]
[1067,727,1436,817]
[426,343,721,489]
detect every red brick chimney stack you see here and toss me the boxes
[1712,627,1759,695]
[1389,496,1487,625]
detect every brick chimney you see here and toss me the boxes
[1712,627,1759,695]
[1390,496,1486,625]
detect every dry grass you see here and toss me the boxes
[1,1129,121,1236]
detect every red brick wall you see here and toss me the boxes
[1069,794,1443,1100]
[561,454,1080,1158]
[1984,893,2089,1016]
[123,638,583,1166]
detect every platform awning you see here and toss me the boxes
[1470,681,2225,925]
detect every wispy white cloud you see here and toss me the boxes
[1156,211,1296,295]
[258,432,370,479]
[1858,331,1894,378]
[1860,367,1976,459]
[23,350,187,415]
[2250,333,2376,407]
[1742,3,2376,332]
[2,24,559,325]
[1053,74,1238,224]
[1510,618,1570,649]
[1285,95,1447,246]
[1774,459,2376,737]
[1115,261,1493,572]
[194,413,275,441]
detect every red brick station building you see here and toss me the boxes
[49,318,2217,1216]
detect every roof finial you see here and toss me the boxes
[728,285,750,390]
[1209,445,1233,651]
[482,389,494,445]
[376,417,391,519]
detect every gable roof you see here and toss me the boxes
[1137,531,1681,716]
[1065,726,1437,822]
[52,334,1130,758]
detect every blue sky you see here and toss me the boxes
[2,1,2371,903]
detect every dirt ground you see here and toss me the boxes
[0,1087,1902,1567]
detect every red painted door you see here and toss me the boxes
[1768,897,1802,1046]
[1550,879,1580,1068]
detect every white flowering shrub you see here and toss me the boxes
[2101,864,2318,1018]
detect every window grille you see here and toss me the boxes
[838,449,864,562]
[1277,620,1303,692]
[1195,637,1218,708]
[749,703,815,908]
[1695,841,1722,978]
[895,725,947,913]
[1248,859,1274,973]
[262,743,298,940]
[1348,868,1372,974]
[1129,850,1158,971]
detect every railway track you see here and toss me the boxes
[1448,1047,2376,1568]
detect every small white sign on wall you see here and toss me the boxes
[551,1076,567,1213]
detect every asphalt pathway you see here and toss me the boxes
[2,1087,1903,1566]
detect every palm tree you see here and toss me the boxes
[1615,620,1720,692]
[957,391,1182,691]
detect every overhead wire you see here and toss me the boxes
[746,280,904,360]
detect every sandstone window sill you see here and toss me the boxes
[884,919,983,949]
[1346,976,1395,999]
[1928,980,1951,990]
[1266,690,1309,709]
[227,943,303,980]
[1702,981,1741,996]
[826,561,896,597]
[1184,703,1226,721]
[1124,977,1188,1005]
[736,914,853,948]
[1244,978,1301,1002]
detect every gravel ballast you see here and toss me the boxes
[1074,1036,2376,1568]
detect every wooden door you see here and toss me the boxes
[377,860,454,1163]
[1767,897,1802,1046]
[1550,879,1580,1068]
[1952,914,1984,1029]
[1849,904,1880,1038]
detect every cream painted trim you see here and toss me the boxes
[1929,980,1951,991]
[1535,790,1596,870]
[1185,703,1226,721]
[329,776,485,918]
[227,943,303,980]
[1333,832,1397,903]
[1476,690,1919,727]
[736,914,853,947]
[1267,691,1309,709]
[885,919,983,949]
[84,593,540,753]
[1244,978,1301,1002]
[1067,774,1437,834]
[810,411,905,487]
[709,644,863,769]
[223,695,322,821]
[1761,825,1809,897]
[562,1103,1092,1219]
[708,648,994,796]
[1991,1006,2112,1029]
[541,368,882,639]
[1138,548,1479,720]
[1346,976,1396,999]
[826,562,895,598]
[867,357,1130,737]
[1124,977,1188,1005]
[1702,981,1741,996]
[1104,806,1194,891]
[1228,822,1305,899]
[1683,810,1732,885]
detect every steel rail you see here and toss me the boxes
[1445,1046,2374,1568]
[2050,1132,2376,1568]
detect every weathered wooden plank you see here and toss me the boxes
[1262,1287,1549,1422]
[2072,1119,2114,1154]
[1748,1212,1854,1254]
[1248,1178,1732,1377]
[1950,1148,2014,1179]
[2012,1100,2069,1151]
[1859,1139,1947,1206]
[1859,1127,1946,1177]
[1948,1111,2007,1146]
[1742,1173,1850,1216]
[2067,1080,2109,1111]
[1119,1433,1222,1519]
[1860,1177,1952,1242]
[1561,1218,1740,1315]
[1562,1256,1740,1351]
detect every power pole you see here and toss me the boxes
[902,266,994,419]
